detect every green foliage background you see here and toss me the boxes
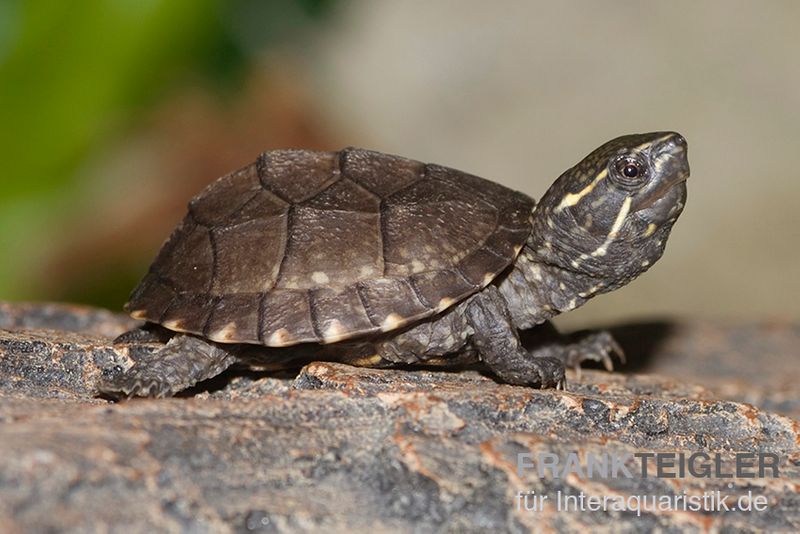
[0,0,330,303]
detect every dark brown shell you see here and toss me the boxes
[126,148,533,346]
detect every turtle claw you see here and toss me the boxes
[615,339,627,365]
[555,376,568,391]
[561,331,625,375]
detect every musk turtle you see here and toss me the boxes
[103,132,689,398]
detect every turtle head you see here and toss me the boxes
[530,132,689,291]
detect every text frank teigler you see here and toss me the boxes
[514,451,778,516]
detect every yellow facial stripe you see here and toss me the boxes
[591,196,632,257]
[555,169,608,212]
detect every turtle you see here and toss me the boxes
[101,131,689,398]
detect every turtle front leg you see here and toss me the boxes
[100,334,236,399]
[465,287,566,389]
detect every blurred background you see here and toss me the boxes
[1,0,798,330]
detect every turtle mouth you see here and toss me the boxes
[633,174,687,212]
[633,180,687,228]
[632,139,689,213]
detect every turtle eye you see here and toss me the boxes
[612,156,648,187]
[622,163,639,178]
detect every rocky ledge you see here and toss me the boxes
[0,301,798,533]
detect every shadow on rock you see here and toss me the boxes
[605,320,677,372]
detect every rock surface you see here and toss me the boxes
[0,301,798,533]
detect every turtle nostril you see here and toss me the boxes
[671,134,687,149]
[657,133,687,157]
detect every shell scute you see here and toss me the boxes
[210,218,287,293]
[340,147,425,197]
[127,148,534,345]
[257,150,340,203]
[408,270,476,311]
[205,293,261,344]
[258,289,316,346]
[309,286,374,343]
[160,293,215,334]
[276,206,383,290]
[188,163,265,226]
[154,221,214,294]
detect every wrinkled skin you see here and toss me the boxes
[102,132,689,398]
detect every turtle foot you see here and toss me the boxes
[558,330,625,380]
[99,334,236,399]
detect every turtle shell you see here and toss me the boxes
[126,148,534,346]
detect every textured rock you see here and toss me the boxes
[0,302,798,533]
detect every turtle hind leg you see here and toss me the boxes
[113,322,174,344]
[465,287,566,389]
[100,334,237,399]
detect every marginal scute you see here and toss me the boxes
[487,226,530,258]
[357,277,430,327]
[409,270,475,312]
[267,328,293,347]
[260,290,316,345]
[205,293,261,344]
[436,297,456,311]
[159,293,215,334]
[455,246,511,287]
[322,319,348,343]
[162,318,186,331]
[380,313,405,332]
[208,322,238,343]
[128,147,534,345]
[309,287,373,344]
[124,273,175,322]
